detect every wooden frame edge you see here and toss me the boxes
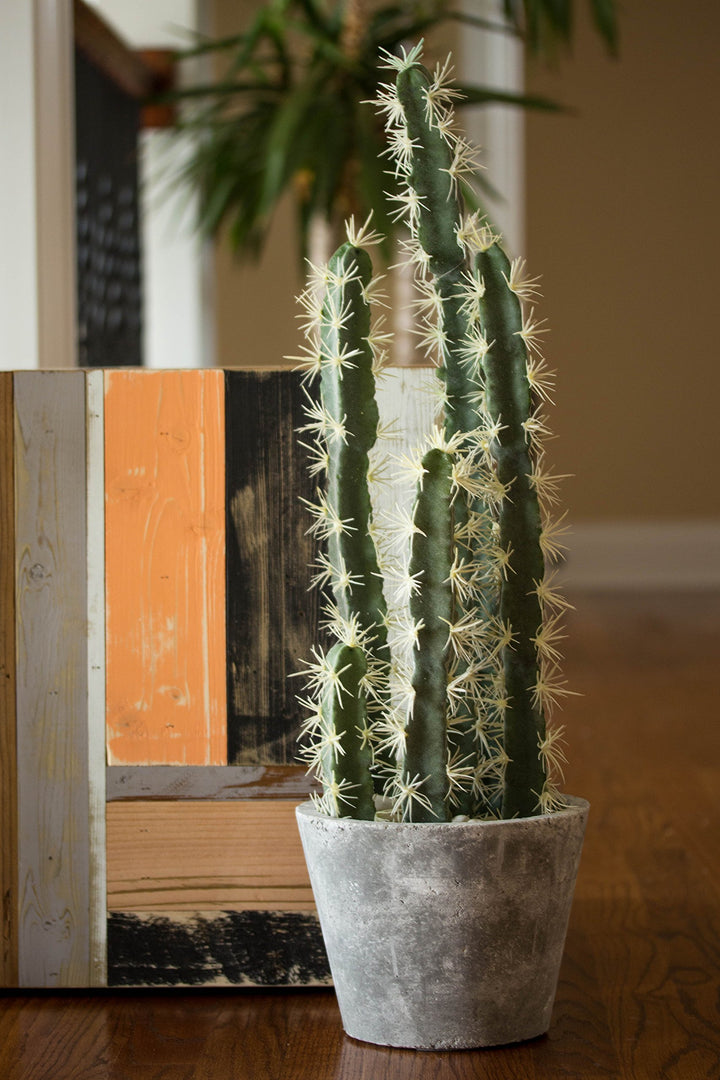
[0,373,18,985]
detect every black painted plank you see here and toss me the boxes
[107,910,331,987]
[225,371,321,765]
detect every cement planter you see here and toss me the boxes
[296,796,589,1050]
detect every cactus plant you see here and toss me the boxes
[294,43,572,823]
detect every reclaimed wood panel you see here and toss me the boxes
[107,909,330,987]
[0,373,18,986]
[14,372,93,986]
[104,370,226,766]
[225,371,321,765]
[106,764,317,801]
[106,800,314,912]
[84,371,107,986]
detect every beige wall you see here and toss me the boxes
[214,196,301,370]
[525,0,720,522]
[210,0,302,370]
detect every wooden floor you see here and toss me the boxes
[2,591,719,1080]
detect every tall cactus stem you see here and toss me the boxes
[394,64,478,439]
[321,641,376,820]
[390,58,502,814]
[477,241,547,817]
[403,447,455,821]
[319,242,389,655]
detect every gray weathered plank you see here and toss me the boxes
[106,764,317,802]
[14,371,93,986]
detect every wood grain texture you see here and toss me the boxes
[106,800,314,912]
[104,370,226,766]
[13,372,92,987]
[106,764,317,801]
[0,373,18,986]
[107,910,330,987]
[225,370,321,765]
[559,591,720,1080]
[84,371,107,987]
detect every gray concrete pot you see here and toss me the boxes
[296,796,589,1050]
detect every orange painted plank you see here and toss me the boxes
[105,370,226,765]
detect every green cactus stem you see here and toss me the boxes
[402,447,455,822]
[477,241,547,818]
[389,57,499,818]
[320,641,376,820]
[319,241,389,655]
[393,63,478,440]
[296,47,570,825]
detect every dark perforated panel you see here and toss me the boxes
[75,48,143,367]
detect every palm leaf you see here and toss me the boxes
[590,0,619,55]
[457,83,569,113]
[258,66,332,223]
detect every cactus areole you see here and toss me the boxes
[293,43,575,825]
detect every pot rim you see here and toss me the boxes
[296,793,589,832]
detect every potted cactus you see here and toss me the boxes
[292,43,588,1050]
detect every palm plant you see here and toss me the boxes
[169,0,618,263]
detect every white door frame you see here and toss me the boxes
[34,0,78,371]
[0,0,76,371]
[459,0,525,256]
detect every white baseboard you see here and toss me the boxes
[556,521,720,589]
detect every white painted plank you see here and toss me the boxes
[371,364,440,527]
[370,365,440,669]
[86,370,107,986]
